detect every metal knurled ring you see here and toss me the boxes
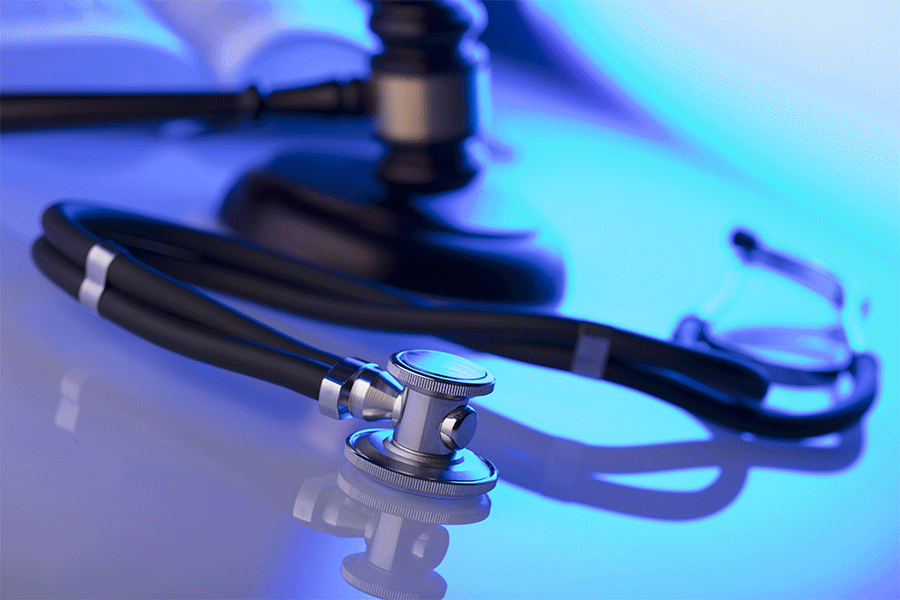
[388,350,495,398]
[344,443,497,497]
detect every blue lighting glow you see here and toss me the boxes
[523,1,900,250]
[1,1,897,597]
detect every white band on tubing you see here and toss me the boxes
[78,244,118,315]
[571,322,612,379]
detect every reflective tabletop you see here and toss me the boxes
[2,19,898,599]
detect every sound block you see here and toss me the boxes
[220,145,565,306]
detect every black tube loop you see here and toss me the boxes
[33,202,878,436]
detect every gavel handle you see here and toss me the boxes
[0,79,368,131]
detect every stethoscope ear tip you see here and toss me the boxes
[730,227,759,252]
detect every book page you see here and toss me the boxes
[144,0,377,90]
[0,0,216,91]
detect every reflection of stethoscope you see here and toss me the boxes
[38,344,863,599]
[296,465,491,599]
[31,201,878,497]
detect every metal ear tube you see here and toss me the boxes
[319,349,498,497]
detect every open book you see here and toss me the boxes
[0,0,377,92]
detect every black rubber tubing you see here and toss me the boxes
[40,202,770,401]
[45,204,768,399]
[35,202,879,437]
[606,354,878,439]
[74,209,415,308]
[31,238,330,400]
[41,204,339,366]
[129,248,771,402]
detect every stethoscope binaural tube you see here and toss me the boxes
[32,202,877,439]
[667,227,880,438]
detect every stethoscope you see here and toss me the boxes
[31,201,878,497]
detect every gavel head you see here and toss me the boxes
[369,0,488,193]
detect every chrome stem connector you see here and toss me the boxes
[318,358,404,423]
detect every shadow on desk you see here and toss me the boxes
[472,405,863,521]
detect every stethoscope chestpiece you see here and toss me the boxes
[345,349,498,498]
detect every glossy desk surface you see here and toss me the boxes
[2,60,898,599]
